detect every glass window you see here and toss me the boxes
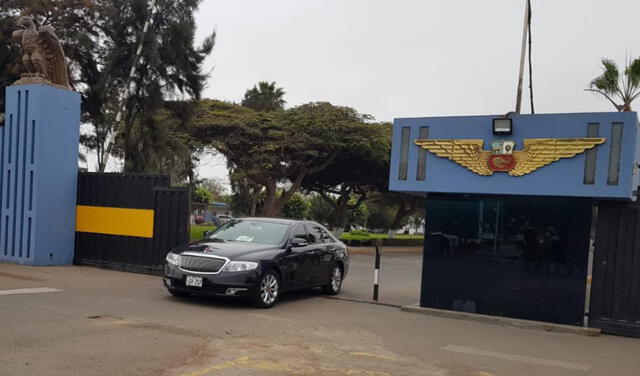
[290,225,308,243]
[207,219,289,245]
[422,195,592,325]
[306,224,333,244]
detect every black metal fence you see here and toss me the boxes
[590,201,640,337]
[74,172,190,274]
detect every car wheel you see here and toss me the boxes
[167,288,190,297]
[321,265,343,295]
[251,270,280,308]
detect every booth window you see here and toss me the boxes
[398,127,411,180]
[416,126,429,181]
[583,123,599,185]
[607,122,623,185]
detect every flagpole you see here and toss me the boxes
[515,0,530,114]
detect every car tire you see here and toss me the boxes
[321,264,343,295]
[251,270,280,308]
[167,288,190,297]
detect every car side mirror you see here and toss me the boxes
[290,238,308,248]
[203,230,214,238]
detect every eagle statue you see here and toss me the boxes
[11,16,70,89]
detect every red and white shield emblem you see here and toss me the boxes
[487,154,516,172]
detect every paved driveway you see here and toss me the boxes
[1,263,640,376]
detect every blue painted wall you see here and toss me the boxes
[389,112,640,199]
[0,85,80,265]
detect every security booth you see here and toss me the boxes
[389,112,640,336]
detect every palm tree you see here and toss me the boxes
[241,81,286,112]
[586,58,640,111]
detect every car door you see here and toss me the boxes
[305,223,331,285]
[280,224,314,289]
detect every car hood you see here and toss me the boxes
[172,241,284,261]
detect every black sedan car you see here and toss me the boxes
[163,218,349,308]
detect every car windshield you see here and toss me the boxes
[207,219,289,245]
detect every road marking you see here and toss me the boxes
[350,352,399,361]
[441,345,592,371]
[180,356,391,376]
[0,287,62,296]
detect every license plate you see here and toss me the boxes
[185,276,203,287]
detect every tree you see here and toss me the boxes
[308,193,333,225]
[199,177,228,202]
[192,185,213,204]
[367,192,424,236]
[586,58,640,111]
[302,122,391,233]
[0,0,215,176]
[192,100,372,217]
[280,193,309,219]
[108,0,215,175]
[241,81,286,112]
[233,81,286,215]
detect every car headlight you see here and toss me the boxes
[223,261,258,272]
[165,252,180,266]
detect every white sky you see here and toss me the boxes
[89,0,640,186]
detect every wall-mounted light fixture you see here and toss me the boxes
[492,118,512,135]
[493,112,516,136]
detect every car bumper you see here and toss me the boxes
[163,263,260,297]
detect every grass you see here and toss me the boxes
[190,224,216,241]
[339,231,423,241]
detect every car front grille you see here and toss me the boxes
[179,255,227,273]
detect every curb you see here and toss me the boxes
[348,247,423,255]
[400,305,601,336]
[322,295,402,308]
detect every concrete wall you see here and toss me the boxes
[0,84,80,265]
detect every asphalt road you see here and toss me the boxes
[1,262,640,376]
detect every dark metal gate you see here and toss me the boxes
[590,201,640,337]
[74,172,190,274]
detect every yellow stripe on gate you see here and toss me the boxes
[76,205,154,238]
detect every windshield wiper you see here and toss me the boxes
[206,237,226,243]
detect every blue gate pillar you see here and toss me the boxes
[0,84,80,265]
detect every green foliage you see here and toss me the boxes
[307,194,333,225]
[192,186,213,203]
[0,0,215,177]
[339,231,423,247]
[241,81,286,112]
[280,193,309,219]
[302,122,391,230]
[198,177,229,202]
[587,57,640,111]
[193,100,373,216]
[365,201,397,231]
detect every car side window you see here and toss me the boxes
[291,225,308,243]
[319,226,336,243]
[306,224,332,244]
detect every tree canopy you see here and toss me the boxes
[241,81,286,112]
[586,57,640,111]
[0,0,215,179]
[193,100,376,216]
[302,122,391,230]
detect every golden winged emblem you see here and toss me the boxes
[414,138,606,176]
